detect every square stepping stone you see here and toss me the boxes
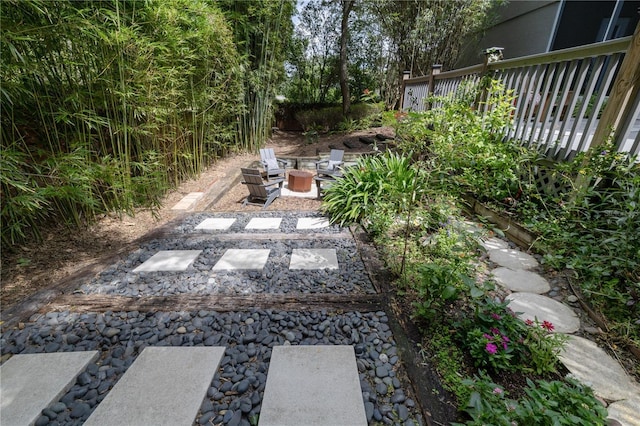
[1,351,99,426]
[212,249,271,270]
[245,217,282,230]
[281,182,318,199]
[171,192,204,210]
[84,347,225,426]
[289,249,338,270]
[133,250,202,272]
[194,218,236,231]
[259,345,367,426]
[296,217,330,229]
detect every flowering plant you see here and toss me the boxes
[467,328,516,371]
[523,318,568,374]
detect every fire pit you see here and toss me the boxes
[288,170,313,192]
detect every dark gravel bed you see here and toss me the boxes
[175,211,344,234]
[1,309,424,426]
[80,238,376,296]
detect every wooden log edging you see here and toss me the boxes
[41,293,383,314]
[462,194,537,249]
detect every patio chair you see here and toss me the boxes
[315,149,344,177]
[241,168,284,209]
[259,148,287,179]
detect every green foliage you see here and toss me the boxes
[393,77,639,345]
[218,0,295,150]
[526,145,640,342]
[0,0,258,247]
[322,151,423,227]
[294,103,383,132]
[458,298,567,375]
[412,262,477,322]
[394,79,525,202]
[523,318,569,375]
[456,374,608,425]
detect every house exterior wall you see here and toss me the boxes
[457,1,560,67]
[456,0,639,69]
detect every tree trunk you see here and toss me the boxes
[340,0,354,117]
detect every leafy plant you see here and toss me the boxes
[523,318,568,375]
[457,375,608,425]
[321,151,424,227]
[412,261,476,322]
[459,298,567,374]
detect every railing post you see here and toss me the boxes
[400,70,411,111]
[426,64,442,110]
[589,20,640,152]
[475,47,504,110]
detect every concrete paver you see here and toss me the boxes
[212,248,271,270]
[559,335,640,401]
[171,192,204,210]
[245,217,282,230]
[195,218,236,231]
[289,249,339,270]
[488,248,538,270]
[506,292,580,333]
[0,351,99,426]
[133,250,202,272]
[85,347,225,426]
[296,217,330,229]
[259,345,367,426]
[492,267,551,293]
[281,182,318,198]
[607,396,640,426]
[481,237,509,251]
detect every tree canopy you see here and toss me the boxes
[283,0,498,108]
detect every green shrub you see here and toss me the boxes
[458,298,567,374]
[457,375,608,425]
[294,103,383,132]
[321,151,424,227]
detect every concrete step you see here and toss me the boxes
[259,345,367,426]
[84,346,225,426]
[0,351,99,426]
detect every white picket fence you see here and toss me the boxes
[402,36,640,161]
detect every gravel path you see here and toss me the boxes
[1,211,425,426]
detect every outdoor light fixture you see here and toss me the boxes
[483,47,504,63]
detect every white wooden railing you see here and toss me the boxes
[401,31,640,161]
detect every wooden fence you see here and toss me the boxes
[401,24,640,161]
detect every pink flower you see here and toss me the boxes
[525,319,534,326]
[493,387,503,394]
[491,313,502,320]
[486,343,498,354]
[483,333,492,339]
[542,320,555,331]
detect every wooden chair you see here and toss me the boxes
[315,149,344,177]
[259,148,287,179]
[241,168,283,209]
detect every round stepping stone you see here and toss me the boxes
[506,292,580,333]
[482,237,508,251]
[489,248,538,270]
[560,335,639,401]
[492,267,550,293]
[607,396,640,426]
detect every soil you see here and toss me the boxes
[0,128,392,314]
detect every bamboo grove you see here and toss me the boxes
[0,0,294,247]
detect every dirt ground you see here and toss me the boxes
[0,128,393,313]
